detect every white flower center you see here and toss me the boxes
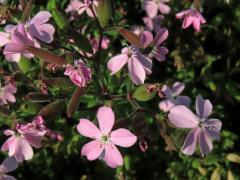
[100,133,111,144]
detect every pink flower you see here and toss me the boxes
[3,23,34,62]
[91,37,110,52]
[168,95,222,156]
[1,116,47,162]
[65,0,97,17]
[0,32,10,47]
[64,60,92,87]
[0,157,18,180]
[159,82,191,112]
[0,83,17,105]
[77,106,137,168]
[176,9,206,32]
[26,11,55,43]
[143,0,171,18]
[143,15,164,32]
[140,28,169,62]
[107,46,152,85]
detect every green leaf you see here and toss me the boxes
[47,0,57,10]
[95,0,112,28]
[69,29,93,54]
[52,9,67,29]
[226,153,240,163]
[18,57,31,73]
[133,84,156,102]
[26,92,52,103]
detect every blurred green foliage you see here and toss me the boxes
[0,0,240,179]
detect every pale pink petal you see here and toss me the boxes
[158,3,170,14]
[3,130,15,136]
[159,99,176,112]
[199,129,213,157]
[0,157,18,173]
[5,53,21,63]
[140,31,153,48]
[0,174,16,180]
[182,16,194,29]
[144,1,158,18]
[154,46,169,62]
[193,19,201,32]
[107,54,128,75]
[137,54,152,75]
[176,96,191,107]
[85,8,94,17]
[30,11,52,26]
[161,85,172,98]
[181,127,201,155]
[168,105,199,128]
[143,17,154,31]
[29,24,55,43]
[104,144,123,168]
[1,137,16,153]
[18,139,33,162]
[171,82,185,96]
[111,128,137,147]
[0,32,10,46]
[128,57,146,85]
[154,28,168,46]
[77,119,101,139]
[81,140,103,160]
[23,134,43,148]
[5,25,16,33]
[195,95,212,118]
[176,10,188,19]
[97,106,115,133]
[204,118,222,140]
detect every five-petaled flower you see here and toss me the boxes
[107,46,152,85]
[64,60,92,87]
[77,106,137,168]
[1,116,47,162]
[168,95,222,156]
[143,0,171,18]
[0,83,17,105]
[176,9,206,32]
[159,82,191,112]
[0,157,18,180]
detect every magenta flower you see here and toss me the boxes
[77,106,137,168]
[176,9,206,32]
[168,95,222,156]
[3,23,34,62]
[1,116,47,162]
[107,46,152,85]
[0,83,17,105]
[143,0,171,18]
[0,157,18,180]
[159,82,191,112]
[64,60,92,87]
[26,11,55,43]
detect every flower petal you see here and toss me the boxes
[97,106,115,133]
[195,95,212,118]
[77,119,101,139]
[181,128,201,155]
[23,134,44,148]
[140,31,153,48]
[204,118,222,140]
[29,24,55,43]
[168,105,199,128]
[104,144,123,168]
[81,140,104,161]
[159,99,176,112]
[143,1,158,18]
[154,28,168,46]
[30,11,52,26]
[128,57,146,85]
[0,157,18,173]
[111,128,137,147]
[0,174,17,180]
[158,2,171,14]
[107,54,128,75]
[171,82,185,96]
[176,96,191,107]
[199,129,213,157]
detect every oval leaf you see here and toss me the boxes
[26,92,52,103]
[119,28,143,48]
[211,167,221,180]
[227,170,234,180]
[67,87,85,118]
[27,46,67,65]
[95,0,112,28]
[226,153,240,163]
[133,84,156,102]
[38,100,64,118]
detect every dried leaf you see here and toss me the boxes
[211,167,221,180]
[21,0,32,22]
[67,87,85,118]
[119,28,143,48]
[226,153,240,163]
[26,92,52,103]
[227,170,235,180]
[27,46,67,65]
[38,100,64,118]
